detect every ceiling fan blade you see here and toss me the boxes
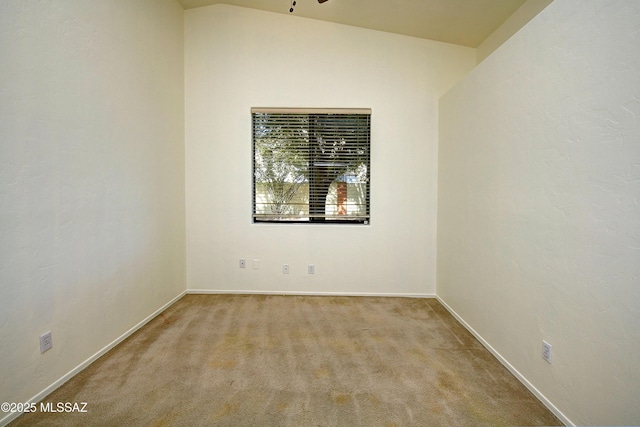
[318,0,329,3]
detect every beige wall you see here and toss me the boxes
[0,0,185,417]
[438,0,640,424]
[185,5,475,296]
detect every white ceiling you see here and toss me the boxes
[176,0,530,48]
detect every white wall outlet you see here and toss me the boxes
[40,331,52,353]
[308,264,315,274]
[253,259,259,269]
[283,264,289,274]
[239,258,246,268]
[542,340,552,363]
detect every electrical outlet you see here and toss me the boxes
[239,258,246,268]
[253,259,260,269]
[40,331,52,353]
[542,340,552,363]
[308,264,315,274]
[283,264,289,274]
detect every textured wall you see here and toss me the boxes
[438,0,640,424]
[184,5,475,297]
[0,0,185,412]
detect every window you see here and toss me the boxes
[252,108,371,224]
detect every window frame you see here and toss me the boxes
[251,107,371,225]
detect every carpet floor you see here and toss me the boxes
[10,294,562,426]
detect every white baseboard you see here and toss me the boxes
[435,296,573,427]
[0,290,187,427]
[187,289,435,298]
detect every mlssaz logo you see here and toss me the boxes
[40,402,88,413]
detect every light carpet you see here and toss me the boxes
[11,294,562,426]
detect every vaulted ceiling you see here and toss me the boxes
[176,0,532,48]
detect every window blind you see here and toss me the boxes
[252,108,371,224]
